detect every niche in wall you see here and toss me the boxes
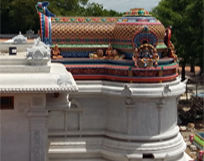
[0,96,14,110]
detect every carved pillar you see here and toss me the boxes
[121,85,134,135]
[79,111,83,131]
[28,95,48,161]
[126,102,134,135]
[157,98,165,135]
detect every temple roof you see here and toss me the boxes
[51,23,115,42]
[0,39,78,93]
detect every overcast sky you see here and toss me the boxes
[88,0,161,12]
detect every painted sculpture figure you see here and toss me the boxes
[89,44,125,60]
[89,49,104,59]
[164,26,172,49]
[52,44,63,59]
[132,44,159,68]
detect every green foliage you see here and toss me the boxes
[82,2,122,16]
[1,0,40,33]
[152,0,203,73]
[0,0,122,34]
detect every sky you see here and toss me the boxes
[88,0,161,13]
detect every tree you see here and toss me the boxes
[0,0,89,33]
[0,0,122,34]
[81,2,122,17]
[0,0,40,33]
[152,0,203,80]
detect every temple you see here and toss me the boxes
[0,2,190,161]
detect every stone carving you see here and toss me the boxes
[13,31,27,44]
[17,102,30,113]
[157,98,165,134]
[27,37,50,66]
[70,99,82,109]
[157,98,165,105]
[157,98,165,111]
[57,74,73,87]
[33,130,41,161]
[162,84,171,96]
[32,97,43,106]
[121,85,132,97]
[125,98,133,105]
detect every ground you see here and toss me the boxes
[178,66,204,160]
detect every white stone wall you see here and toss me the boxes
[0,43,33,53]
[48,79,187,161]
[1,94,31,161]
[0,93,47,161]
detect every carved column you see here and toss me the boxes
[126,102,134,135]
[28,95,48,161]
[157,98,165,135]
[121,85,134,135]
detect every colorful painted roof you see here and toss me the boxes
[124,8,150,17]
[51,23,115,45]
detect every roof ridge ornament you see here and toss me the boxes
[26,37,51,66]
[35,1,55,17]
[12,31,27,44]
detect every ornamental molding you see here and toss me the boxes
[0,87,78,93]
[121,84,132,97]
[32,96,44,107]
[162,84,171,96]
[57,74,75,88]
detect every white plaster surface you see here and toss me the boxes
[0,93,44,161]
[48,79,187,161]
[0,40,77,161]
[0,43,33,52]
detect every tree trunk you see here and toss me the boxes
[199,60,203,76]
[181,62,186,81]
[190,61,195,73]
